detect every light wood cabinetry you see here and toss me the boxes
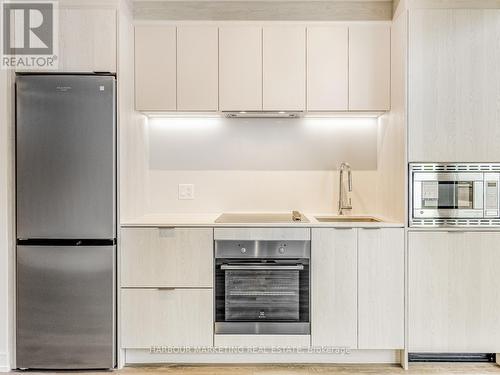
[134,22,391,112]
[409,231,500,352]
[121,288,213,348]
[177,26,218,111]
[311,228,357,348]
[134,25,176,111]
[263,26,306,111]
[408,9,500,162]
[120,227,213,287]
[358,228,404,349]
[311,227,404,349]
[58,8,116,72]
[306,26,348,111]
[349,24,391,111]
[219,26,262,111]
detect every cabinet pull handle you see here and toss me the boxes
[156,287,175,291]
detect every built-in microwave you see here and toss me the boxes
[410,163,500,227]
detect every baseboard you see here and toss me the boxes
[0,352,10,372]
[124,349,400,365]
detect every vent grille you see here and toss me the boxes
[412,218,500,227]
[411,163,500,172]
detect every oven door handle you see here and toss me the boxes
[220,264,304,271]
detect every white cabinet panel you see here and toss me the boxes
[219,26,262,111]
[135,25,176,111]
[58,9,116,72]
[121,288,213,348]
[311,228,357,348]
[177,26,218,111]
[408,9,500,162]
[263,26,306,111]
[349,24,390,111]
[358,228,404,349]
[409,231,500,352]
[307,26,348,111]
[214,335,310,348]
[120,227,213,288]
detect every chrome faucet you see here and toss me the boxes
[338,162,352,215]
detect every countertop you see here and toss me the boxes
[120,213,405,228]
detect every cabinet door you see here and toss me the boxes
[219,26,262,111]
[311,228,357,348]
[58,9,116,72]
[263,26,306,111]
[358,228,404,349]
[349,24,390,111]
[177,26,218,111]
[135,25,176,111]
[409,231,500,352]
[307,26,348,111]
[408,9,500,162]
[121,227,213,287]
[121,288,213,348]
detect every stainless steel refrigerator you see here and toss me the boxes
[15,74,116,369]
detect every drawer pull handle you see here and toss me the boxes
[156,287,175,291]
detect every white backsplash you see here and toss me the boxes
[122,116,389,218]
[145,169,379,215]
[147,117,378,170]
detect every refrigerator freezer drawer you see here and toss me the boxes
[16,245,115,369]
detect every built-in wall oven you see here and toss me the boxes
[215,239,310,335]
[410,163,500,227]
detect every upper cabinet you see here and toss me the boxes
[134,22,391,112]
[263,26,306,111]
[135,25,177,111]
[219,26,263,111]
[307,26,348,111]
[177,26,219,111]
[349,24,391,111]
[408,9,500,162]
[58,8,116,73]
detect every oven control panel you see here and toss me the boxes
[215,240,310,259]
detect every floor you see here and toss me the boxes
[22,364,500,374]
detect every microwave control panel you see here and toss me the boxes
[484,173,500,217]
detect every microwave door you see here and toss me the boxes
[414,179,483,219]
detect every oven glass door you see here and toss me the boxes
[216,260,309,324]
[224,265,300,321]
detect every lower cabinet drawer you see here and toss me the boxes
[121,288,213,348]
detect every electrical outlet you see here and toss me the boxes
[178,184,194,200]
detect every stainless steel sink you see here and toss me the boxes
[314,216,382,223]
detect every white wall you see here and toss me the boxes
[0,69,14,372]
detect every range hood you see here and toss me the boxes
[223,111,303,118]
